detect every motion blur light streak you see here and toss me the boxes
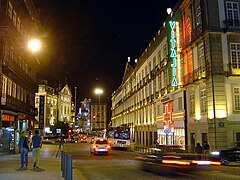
[162,160,190,165]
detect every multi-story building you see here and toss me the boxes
[35,83,75,135]
[35,83,58,135]
[112,0,240,150]
[58,84,73,125]
[90,101,107,133]
[0,0,40,153]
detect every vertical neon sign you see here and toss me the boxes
[169,21,178,87]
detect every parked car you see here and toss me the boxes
[80,136,88,143]
[90,138,111,155]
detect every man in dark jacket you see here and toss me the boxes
[31,130,42,169]
[19,132,29,168]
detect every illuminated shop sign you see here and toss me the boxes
[169,20,178,87]
[163,103,173,134]
[1,115,13,121]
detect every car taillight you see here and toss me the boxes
[162,160,190,165]
[93,145,98,148]
[106,145,111,149]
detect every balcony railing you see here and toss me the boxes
[3,94,38,116]
[182,72,193,86]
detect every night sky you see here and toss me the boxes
[35,0,178,103]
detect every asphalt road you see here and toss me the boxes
[62,141,240,180]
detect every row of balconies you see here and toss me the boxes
[3,55,36,87]
[2,94,38,117]
[182,19,240,50]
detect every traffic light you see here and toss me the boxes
[93,115,96,120]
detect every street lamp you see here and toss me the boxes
[27,38,42,64]
[28,38,41,52]
[94,88,103,128]
[75,87,77,121]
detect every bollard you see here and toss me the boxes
[62,151,66,178]
[64,153,68,179]
[66,154,72,180]
[61,151,64,172]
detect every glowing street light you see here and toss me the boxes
[95,88,103,95]
[28,38,41,53]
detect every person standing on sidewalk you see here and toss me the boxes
[19,132,29,168]
[32,130,42,169]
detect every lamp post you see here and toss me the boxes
[94,88,103,130]
[75,87,77,122]
[27,38,42,64]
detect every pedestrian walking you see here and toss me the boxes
[195,142,203,159]
[19,132,29,168]
[32,130,42,169]
[203,141,210,157]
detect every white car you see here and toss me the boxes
[90,138,111,155]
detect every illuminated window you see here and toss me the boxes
[186,17,191,43]
[233,87,240,111]
[226,1,239,26]
[230,43,240,69]
[7,79,12,95]
[196,6,202,26]
[198,43,205,75]
[2,76,7,99]
[12,82,16,98]
[200,89,207,113]
[190,93,195,116]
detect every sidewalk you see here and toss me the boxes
[0,144,78,180]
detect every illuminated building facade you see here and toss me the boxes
[58,84,73,125]
[0,0,40,153]
[112,0,240,150]
[35,84,58,134]
[90,101,107,133]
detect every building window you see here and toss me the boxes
[157,105,160,115]
[8,2,13,19]
[2,76,7,99]
[200,89,207,113]
[13,11,17,26]
[186,17,192,43]
[17,85,20,100]
[153,57,156,68]
[196,6,202,26]
[163,44,167,56]
[233,87,240,111]
[226,1,239,26]
[230,43,240,69]
[12,82,16,98]
[178,97,183,110]
[7,79,12,96]
[158,50,161,63]
[17,18,21,32]
[198,43,205,76]
[190,93,195,116]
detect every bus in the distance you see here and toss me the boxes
[107,128,130,149]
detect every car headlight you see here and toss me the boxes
[210,151,220,156]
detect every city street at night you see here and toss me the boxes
[1,0,240,180]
